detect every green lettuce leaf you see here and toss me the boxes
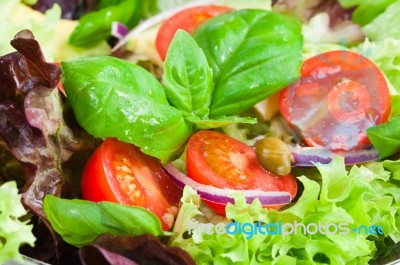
[354,38,400,94]
[391,95,400,118]
[171,186,203,245]
[362,1,400,41]
[338,0,396,26]
[0,181,35,263]
[170,157,400,264]
[383,160,400,180]
[0,1,60,57]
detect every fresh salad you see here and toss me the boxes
[1,0,400,264]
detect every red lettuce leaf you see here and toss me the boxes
[272,0,353,24]
[0,30,96,262]
[19,216,78,263]
[272,0,364,44]
[79,234,196,265]
[29,0,98,20]
[0,142,25,187]
[80,245,139,265]
[0,30,95,217]
[0,30,60,101]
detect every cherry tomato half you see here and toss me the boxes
[186,130,298,215]
[279,50,391,151]
[155,5,233,60]
[81,138,182,230]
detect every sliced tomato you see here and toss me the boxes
[155,5,233,60]
[81,138,182,230]
[280,50,391,151]
[186,130,297,215]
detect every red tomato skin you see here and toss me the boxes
[81,138,182,230]
[186,130,297,215]
[279,50,391,151]
[81,142,119,203]
[155,5,233,60]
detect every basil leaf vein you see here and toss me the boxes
[193,9,303,117]
[62,56,191,163]
[163,30,214,119]
[43,195,167,248]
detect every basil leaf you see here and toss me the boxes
[98,0,125,9]
[367,115,400,159]
[69,0,140,47]
[193,9,303,117]
[186,116,256,129]
[163,30,214,119]
[62,56,191,163]
[43,195,167,247]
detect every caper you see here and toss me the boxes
[255,137,293,176]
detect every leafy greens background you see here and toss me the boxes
[171,157,400,265]
[62,9,303,162]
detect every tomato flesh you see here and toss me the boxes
[155,5,233,60]
[81,138,182,230]
[186,130,297,215]
[280,50,391,151]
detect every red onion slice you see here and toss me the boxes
[111,22,129,39]
[289,145,379,167]
[112,0,218,51]
[162,164,291,206]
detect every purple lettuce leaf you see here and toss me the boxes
[29,0,98,20]
[80,245,139,265]
[272,0,352,23]
[272,0,364,44]
[0,30,60,101]
[0,29,95,217]
[0,141,25,187]
[0,30,96,262]
[79,234,196,265]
